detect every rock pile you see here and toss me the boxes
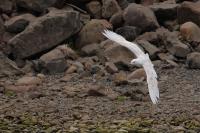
[0,0,200,97]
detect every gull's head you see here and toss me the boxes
[131,58,143,66]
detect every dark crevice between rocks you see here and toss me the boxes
[65,0,87,11]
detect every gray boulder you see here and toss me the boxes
[8,9,81,59]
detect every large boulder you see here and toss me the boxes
[123,3,159,32]
[75,19,112,48]
[102,0,121,19]
[8,9,81,59]
[178,2,200,26]
[16,0,65,14]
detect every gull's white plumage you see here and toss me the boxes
[102,30,159,104]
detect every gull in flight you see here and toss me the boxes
[102,30,159,104]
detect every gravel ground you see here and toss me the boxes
[0,63,200,132]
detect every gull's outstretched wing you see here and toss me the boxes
[102,30,144,57]
[143,55,159,104]
[103,30,159,104]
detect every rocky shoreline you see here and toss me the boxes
[0,0,200,132]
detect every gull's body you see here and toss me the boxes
[103,30,159,104]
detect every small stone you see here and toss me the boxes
[158,53,176,61]
[113,71,128,85]
[16,76,43,86]
[69,126,80,133]
[5,84,38,93]
[117,129,128,133]
[87,85,119,100]
[81,43,100,56]
[166,59,179,67]
[37,73,45,79]
[65,65,77,74]
[63,86,81,97]
[186,52,200,69]
[105,62,118,74]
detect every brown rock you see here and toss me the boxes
[80,13,91,25]
[16,76,43,86]
[105,62,118,74]
[116,0,129,9]
[178,2,200,26]
[128,68,146,81]
[87,85,119,100]
[65,65,77,74]
[166,59,179,67]
[104,41,136,64]
[167,41,190,58]
[116,26,140,41]
[4,13,36,33]
[5,84,38,93]
[0,0,13,14]
[109,11,124,29]
[81,43,100,56]
[150,3,178,24]
[57,45,78,60]
[76,19,112,48]
[186,52,200,69]
[123,3,159,32]
[102,0,121,19]
[0,52,23,78]
[137,40,160,59]
[113,71,128,85]
[86,1,102,19]
[9,9,81,59]
[63,86,81,97]
[39,45,77,74]
[136,31,159,44]
[180,22,200,42]
[81,57,95,71]
[158,53,176,61]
